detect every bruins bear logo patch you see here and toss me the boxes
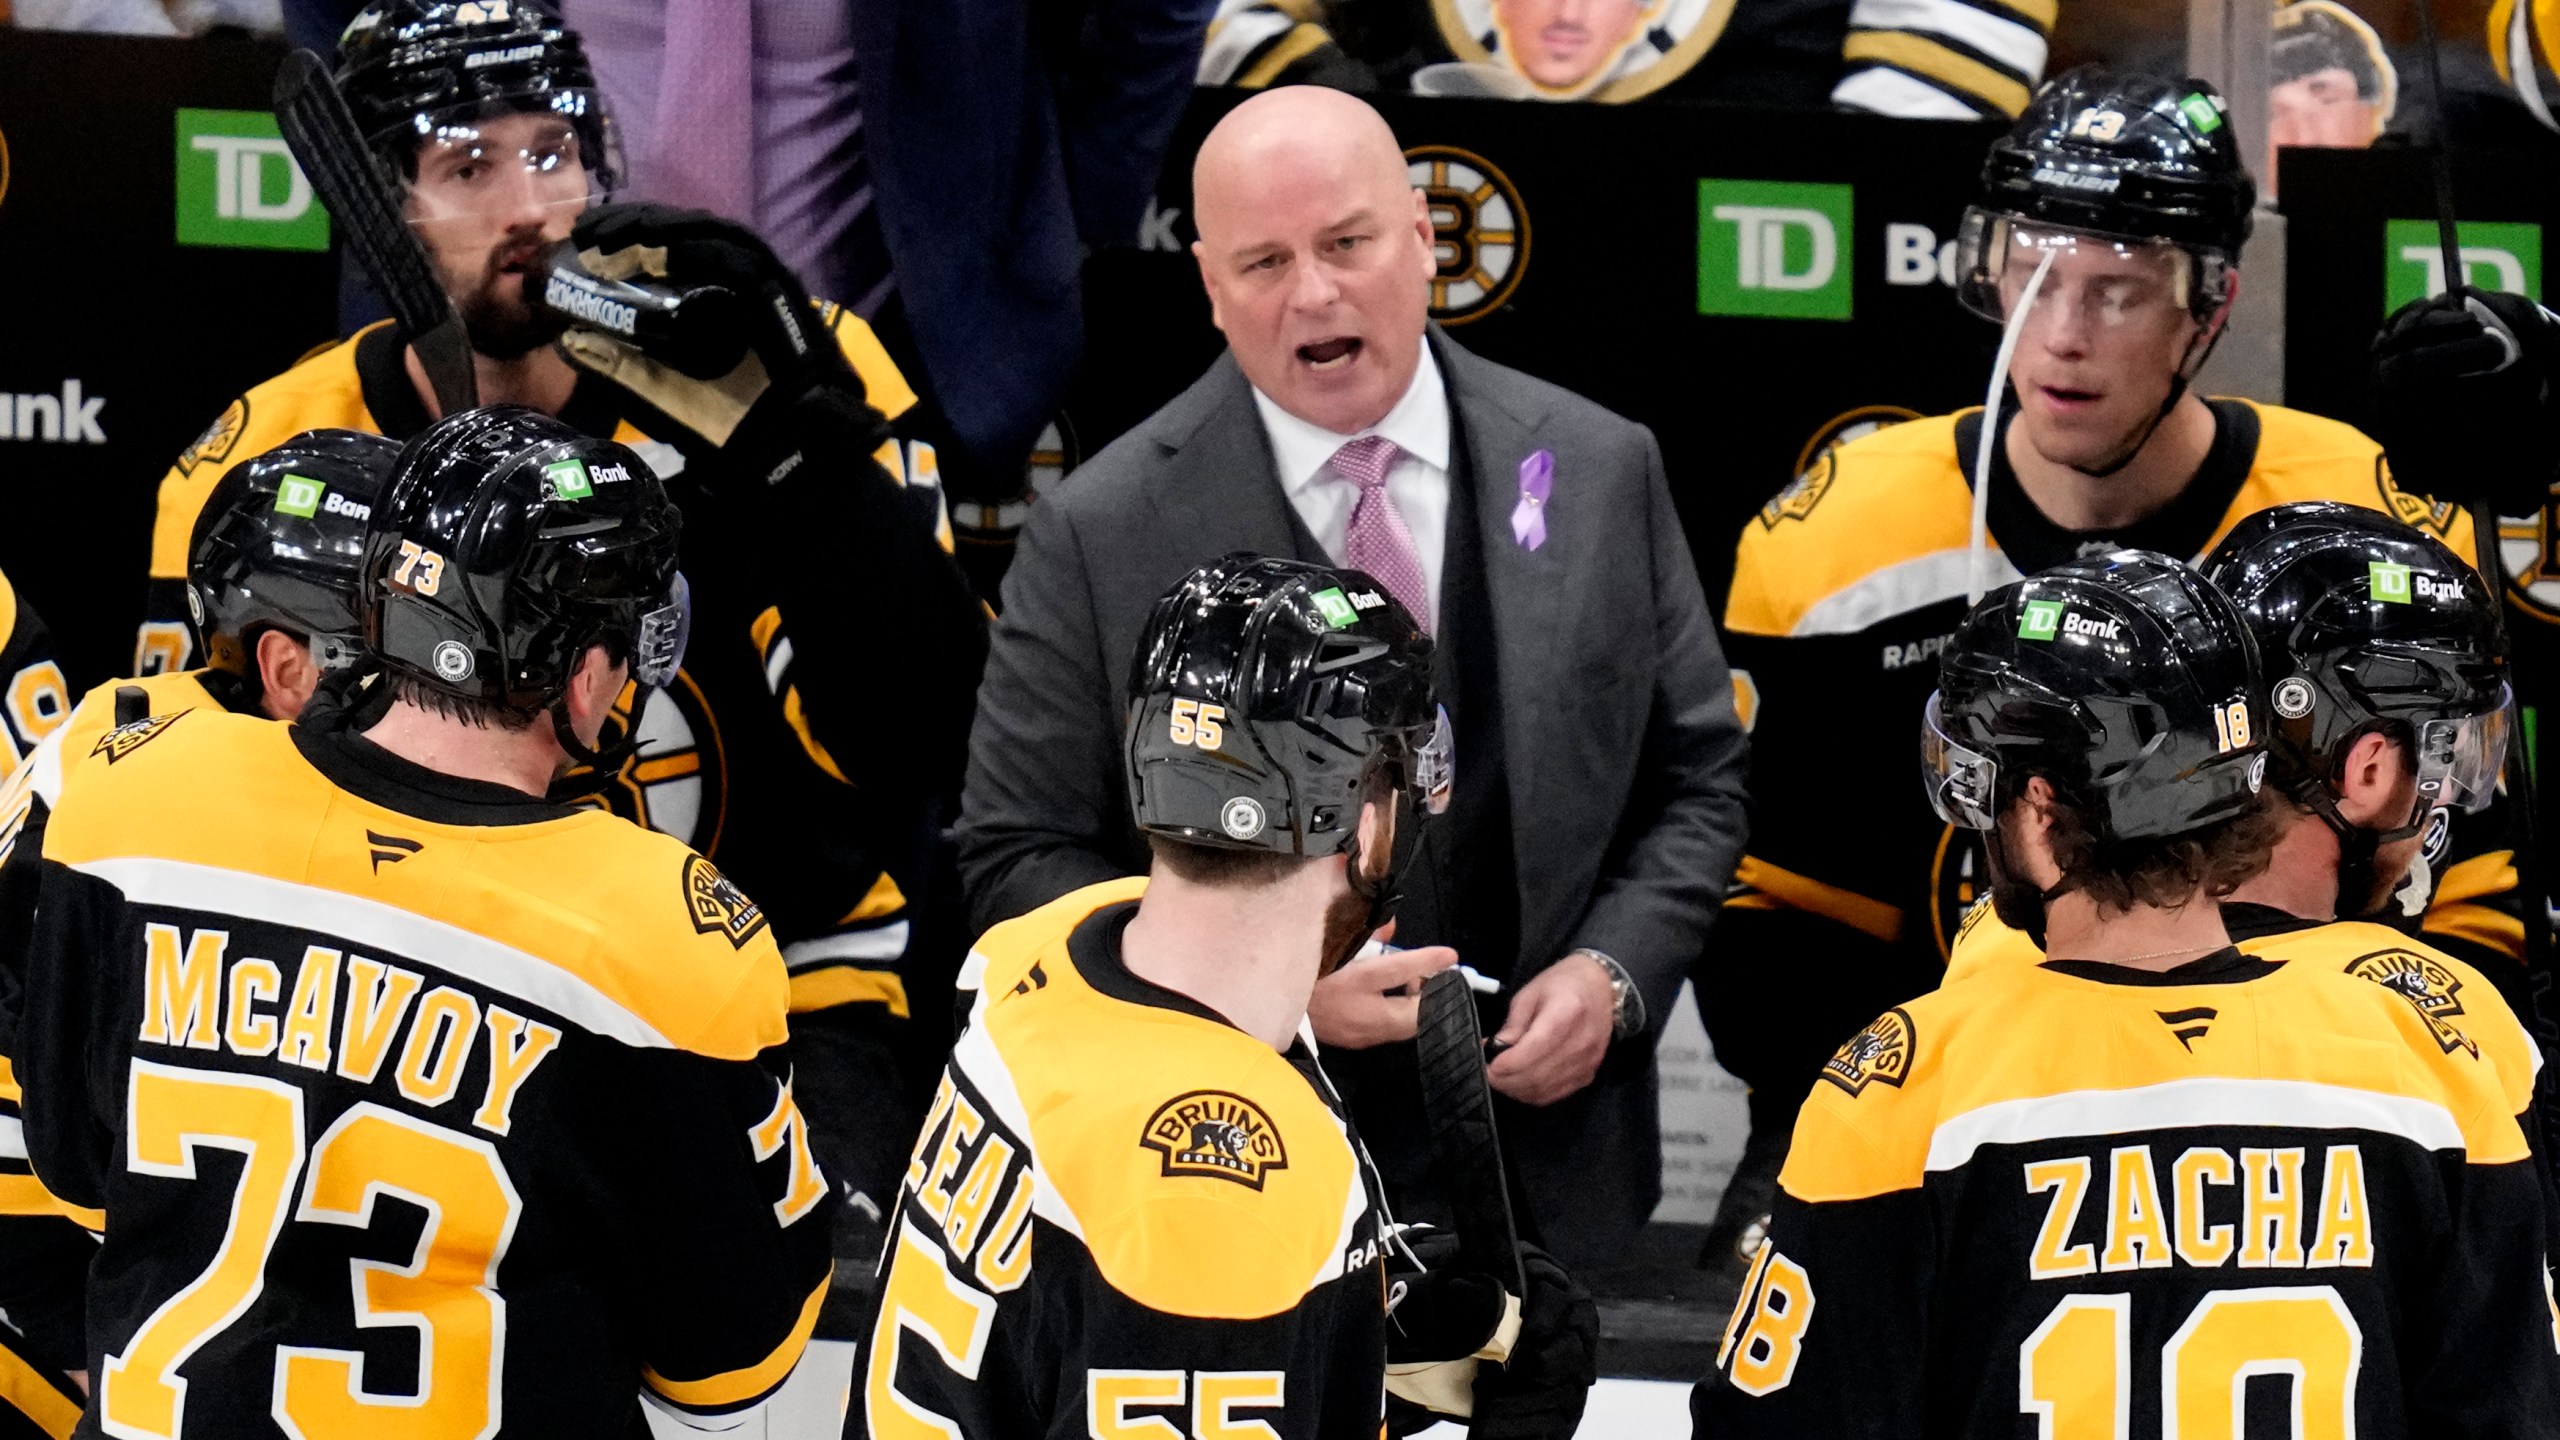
[1140,1090,1289,1189]
[682,854,768,948]
[1757,454,1837,531]
[1820,1008,1917,1096]
[2346,948,2478,1058]
[175,399,249,478]
[2376,464,2459,538]
[91,712,185,765]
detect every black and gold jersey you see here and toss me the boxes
[856,878,1394,1440]
[1709,399,2479,1101]
[0,575,69,780]
[1691,943,2560,1439]
[8,709,836,1435]
[141,316,961,1020]
[0,1324,81,1440]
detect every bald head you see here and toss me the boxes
[1190,88,1437,435]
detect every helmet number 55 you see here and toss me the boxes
[1168,699,1225,751]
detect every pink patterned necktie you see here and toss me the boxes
[1330,435,1431,633]
[649,0,755,221]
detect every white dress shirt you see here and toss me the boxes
[1250,339,1452,631]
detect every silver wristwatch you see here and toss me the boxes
[1578,949,1644,1040]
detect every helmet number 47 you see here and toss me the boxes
[1168,699,1225,751]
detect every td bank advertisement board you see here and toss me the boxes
[0,32,337,687]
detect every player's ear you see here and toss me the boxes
[2332,730,2408,824]
[2005,776,2069,891]
[253,628,321,723]
[564,644,625,734]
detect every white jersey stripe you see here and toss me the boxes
[71,855,672,1049]
[1926,1077,2467,1173]
[1844,0,2047,75]
[1792,548,2024,636]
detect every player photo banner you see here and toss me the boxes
[0,29,338,689]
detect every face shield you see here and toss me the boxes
[2412,690,2509,812]
[1922,691,2001,831]
[632,571,691,690]
[397,98,616,229]
[1413,704,1454,816]
[1954,209,2233,332]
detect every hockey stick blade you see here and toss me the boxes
[1414,968,1528,1297]
[272,50,477,416]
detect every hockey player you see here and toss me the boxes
[7,407,835,1435]
[858,555,1598,1440]
[0,429,396,1411]
[0,574,67,778]
[141,0,987,1275]
[1703,66,2482,1276]
[1693,550,2560,1438]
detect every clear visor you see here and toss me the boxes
[399,101,612,226]
[1955,209,2224,330]
[1922,691,2000,831]
[2413,692,2510,812]
[1413,704,1455,817]
[632,571,690,690]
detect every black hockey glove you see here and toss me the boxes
[1383,1229,1596,1439]
[2368,286,2560,515]
[555,203,861,456]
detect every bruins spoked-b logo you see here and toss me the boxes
[2346,948,2478,1057]
[682,854,769,949]
[1141,1090,1289,1189]
[1820,1007,1916,1096]
[1406,147,1528,325]
[92,711,185,764]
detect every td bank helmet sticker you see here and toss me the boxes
[1429,0,1738,101]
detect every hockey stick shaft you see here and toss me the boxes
[272,50,478,417]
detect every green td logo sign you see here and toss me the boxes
[1311,587,1359,629]
[2018,599,2063,640]
[2383,219,2541,313]
[2370,560,2413,603]
[274,474,324,518]
[1698,180,1853,321]
[176,109,330,252]
[542,459,594,500]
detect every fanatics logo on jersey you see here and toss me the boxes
[682,854,768,948]
[366,830,422,873]
[2345,948,2479,1057]
[91,711,184,764]
[1141,1090,1289,1189]
[1819,1007,1915,1096]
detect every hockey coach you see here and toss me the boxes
[955,84,1749,1263]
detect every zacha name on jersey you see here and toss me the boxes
[2019,1140,2379,1277]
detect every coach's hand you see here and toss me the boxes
[1487,953,1613,1106]
[1310,929,1456,1049]
[556,203,856,451]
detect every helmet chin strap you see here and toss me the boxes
[2294,776,2426,921]
[548,686,656,793]
[2065,375,2192,479]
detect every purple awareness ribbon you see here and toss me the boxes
[1512,448,1554,551]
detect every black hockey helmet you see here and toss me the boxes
[1957,67,2255,332]
[364,406,684,730]
[1126,555,1449,858]
[334,0,618,190]
[189,428,398,680]
[2203,502,2507,817]
[1925,549,2269,845]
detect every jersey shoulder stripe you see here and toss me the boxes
[1726,411,1982,638]
[959,880,1367,1320]
[1787,956,2525,1204]
[150,325,383,581]
[40,711,788,1060]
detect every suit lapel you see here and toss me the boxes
[1144,354,1312,563]
[1437,333,1575,954]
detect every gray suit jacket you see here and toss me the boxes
[956,329,1748,1254]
